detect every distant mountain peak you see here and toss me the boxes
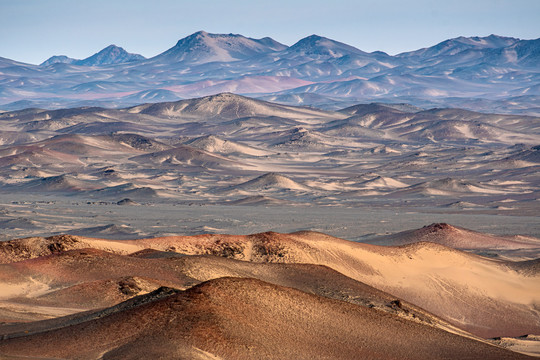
[301,34,325,42]
[288,35,366,58]
[290,35,335,48]
[484,34,518,41]
[40,45,145,67]
[177,30,212,45]
[193,30,209,36]
[155,31,287,64]
[5,31,540,112]
[75,45,146,66]
[102,44,123,51]
[399,34,521,59]
[40,55,76,67]
[452,34,519,46]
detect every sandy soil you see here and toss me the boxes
[0,278,533,359]
[0,228,539,339]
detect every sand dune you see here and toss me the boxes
[68,224,143,239]
[0,217,42,230]
[491,335,540,357]
[339,103,411,116]
[359,175,409,189]
[17,174,102,192]
[506,145,540,163]
[19,276,166,310]
[88,182,161,199]
[0,130,47,145]
[1,228,539,338]
[0,145,81,168]
[0,248,194,297]
[226,195,293,206]
[102,133,172,152]
[0,95,539,218]
[271,127,333,150]
[368,222,540,250]
[321,120,386,138]
[0,248,462,334]
[0,248,194,321]
[0,277,531,359]
[388,177,509,197]
[0,249,471,332]
[226,172,311,192]
[132,92,342,121]
[130,145,242,169]
[185,134,271,156]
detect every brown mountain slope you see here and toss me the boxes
[0,277,531,360]
[1,229,539,338]
[0,249,466,338]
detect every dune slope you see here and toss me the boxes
[0,277,531,360]
[1,229,539,338]
[0,249,466,338]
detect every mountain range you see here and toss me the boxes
[1,31,539,113]
[39,45,146,66]
[2,30,540,359]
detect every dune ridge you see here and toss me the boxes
[0,277,533,360]
[1,226,539,338]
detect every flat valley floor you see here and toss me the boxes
[1,193,539,242]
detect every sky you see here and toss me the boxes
[1,0,539,65]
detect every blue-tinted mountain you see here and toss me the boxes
[397,35,519,60]
[286,35,368,58]
[40,45,145,67]
[40,55,77,66]
[151,31,287,64]
[484,38,540,67]
[74,45,145,66]
[1,32,539,114]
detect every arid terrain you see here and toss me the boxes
[0,32,539,359]
[0,227,539,359]
[2,32,539,115]
[0,93,539,243]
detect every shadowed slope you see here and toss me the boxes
[1,229,539,337]
[0,249,465,337]
[0,278,531,360]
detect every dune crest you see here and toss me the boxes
[1,226,539,338]
[0,277,532,359]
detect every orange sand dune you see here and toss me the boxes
[368,223,540,250]
[1,227,539,337]
[0,277,532,360]
[0,249,467,339]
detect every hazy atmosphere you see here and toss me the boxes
[1,0,539,64]
[1,1,539,359]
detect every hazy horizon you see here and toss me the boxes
[1,0,539,64]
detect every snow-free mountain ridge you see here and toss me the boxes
[2,31,540,114]
[151,31,287,64]
[40,45,145,67]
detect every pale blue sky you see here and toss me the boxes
[1,0,539,64]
